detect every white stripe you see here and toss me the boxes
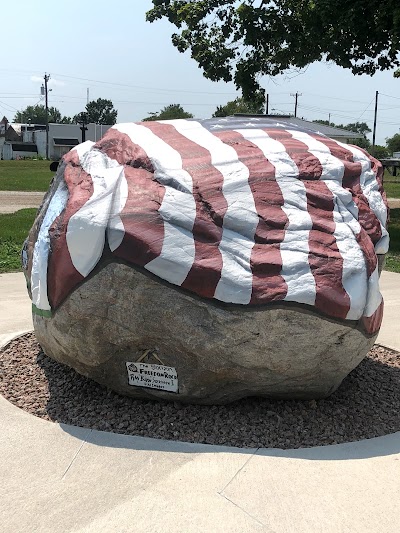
[363,265,382,317]
[66,149,124,277]
[169,119,258,304]
[75,140,95,160]
[237,129,316,306]
[287,130,368,319]
[31,180,69,311]
[336,141,389,254]
[107,171,128,252]
[114,123,196,286]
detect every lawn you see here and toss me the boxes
[383,181,400,199]
[385,208,400,273]
[0,160,53,192]
[0,209,36,273]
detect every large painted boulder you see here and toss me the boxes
[23,117,389,403]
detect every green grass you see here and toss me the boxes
[385,208,400,273]
[0,209,36,272]
[0,160,53,192]
[383,181,400,199]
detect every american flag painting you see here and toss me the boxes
[26,117,389,335]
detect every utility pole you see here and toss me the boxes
[328,113,331,125]
[265,94,269,115]
[44,73,50,159]
[372,90,379,150]
[290,91,302,117]
[87,88,90,105]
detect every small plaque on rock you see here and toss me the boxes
[126,362,178,393]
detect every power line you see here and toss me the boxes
[380,92,400,101]
[357,97,375,120]
[298,103,400,126]
[51,72,237,96]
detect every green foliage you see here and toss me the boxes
[370,145,389,159]
[313,120,331,126]
[147,1,400,98]
[386,133,400,156]
[0,160,52,192]
[74,98,117,125]
[339,122,371,137]
[351,137,371,150]
[59,116,74,124]
[0,209,36,273]
[142,103,194,121]
[213,96,264,117]
[14,105,62,124]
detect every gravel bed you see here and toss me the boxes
[1,332,399,449]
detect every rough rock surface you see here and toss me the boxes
[25,118,390,403]
[34,262,377,404]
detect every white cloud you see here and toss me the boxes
[30,75,65,87]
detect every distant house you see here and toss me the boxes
[0,116,8,136]
[2,141,38,160]
[33,123,112,159]
[0,116,8,155]
[1,122,112,159]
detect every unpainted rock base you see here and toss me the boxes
[33,262,377,404]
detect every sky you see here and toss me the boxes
[1,0,399,146]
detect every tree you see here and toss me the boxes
[74,98,117,125]
[59,116,74,124]
[147,1,400,99]
[14,104,62,124]
[338,122,371,138]
[213,96,264,117]
[370,145,389,159]
[313,120,332,127]
[386,133,400,155]
[142,104,193,121]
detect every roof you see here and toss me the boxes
[9,124,22,135]
[53,138,79,146]
[233,114,363,139]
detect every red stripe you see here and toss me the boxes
[94,127,154,171]
[362,300,384,335]
[95,128,166,267]
[266,130,351,319]
[309,135,378,277]
[213,129,288,303]
[311,135,383,246]
[142,121,228,299]
[47,149,90,308]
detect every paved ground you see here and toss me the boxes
[0,191,44,214]
[0,271,399,532]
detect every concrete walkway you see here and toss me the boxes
[0,271,399,532]
[0,191,45,214]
